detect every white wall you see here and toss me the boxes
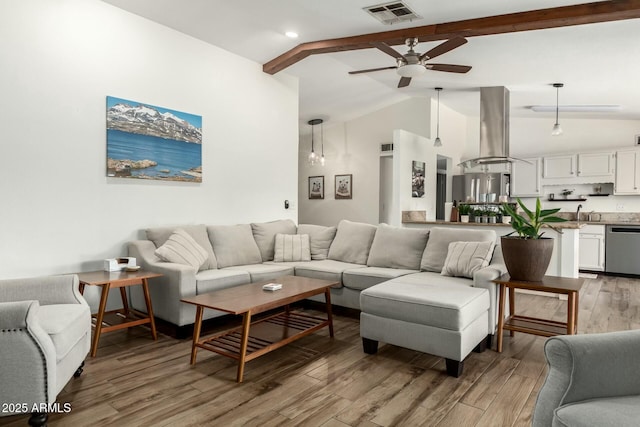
[298,96,469,226]
[0,0,298,295]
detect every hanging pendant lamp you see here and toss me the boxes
[307,119,323,165]
[434,87,443,147]
[552,83,564,136]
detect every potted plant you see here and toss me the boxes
[499,206,512,224]
[500,198,568,281]
[473,208,483,223]
[458,204,470,223]
[488,211,497,223]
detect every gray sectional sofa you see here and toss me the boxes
[128,219,507,376]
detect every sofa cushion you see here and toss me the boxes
[555,396,640,427]
[343,267,417,291]
[420,227,496,273]
[146,224,217,270]
[294,260,366,287]
[441,241,496,279]
[195,269,251,295]
[207,224,263,268]
[360,280,489,331]
[251,219,297,262]
[297,224,337,260]
[37,304,91,362]
[273,234,311,262]
[384,271,474,288]
[328,220,377,265]
[224,264,294,283]
[155,229,209,271]
[367,224,429,270]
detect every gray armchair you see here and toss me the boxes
[533,329,640,427]
[0,275,91,426]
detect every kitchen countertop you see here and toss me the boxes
[402,220,585,229]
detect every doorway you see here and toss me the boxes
[436,155,450,220]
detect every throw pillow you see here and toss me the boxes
[297,224,337,260]
[367,224,429,270]
[251,219,297,262]
[146,224,217,270]
[441,241,496,278]
[154,228,209,270]
[273,234,311,262]
[420,227,496,273]
[206,224,262,268]
[327,220,377,265]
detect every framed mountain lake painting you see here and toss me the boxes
[106,96,202,182]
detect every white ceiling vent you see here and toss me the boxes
[365,2,422,25]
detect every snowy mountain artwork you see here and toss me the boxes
[106,96,202,182]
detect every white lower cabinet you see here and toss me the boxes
[579,225,605,271]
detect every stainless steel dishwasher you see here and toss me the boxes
[605,225,640,275]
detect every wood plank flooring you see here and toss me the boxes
[2,274,637,427]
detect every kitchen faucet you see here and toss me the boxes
[576,204,583,221]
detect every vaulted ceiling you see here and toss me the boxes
[102,0,640,125]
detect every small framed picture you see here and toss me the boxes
[308,176,324,199]
[335,174,352,199]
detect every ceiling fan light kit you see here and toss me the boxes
[349,37,471,88]
[552,83,564,136]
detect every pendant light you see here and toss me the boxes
[552,83,564,136]
[434,87,443,147]
[307,119,323,165]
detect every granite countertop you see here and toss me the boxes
[401,220,585,229]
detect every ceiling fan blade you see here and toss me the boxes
[372,42,406,60]
[426,63,472,73]
[420,37,468,61]
[349,66,398,75]
[398,77,412,88]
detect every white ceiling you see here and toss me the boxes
[102,0,640,125]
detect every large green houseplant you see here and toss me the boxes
[500,198,567,281]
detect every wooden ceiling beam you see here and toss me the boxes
[263,0,640,74]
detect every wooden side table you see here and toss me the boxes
[76,270,162,357]
[492,274,584,353]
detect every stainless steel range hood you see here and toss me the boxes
[459,86,528,169]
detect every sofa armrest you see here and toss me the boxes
[128,240,197,297]
[0,301,57,408]
[533,330,640,427]
[473,263,506,334]
[0,274,85,306]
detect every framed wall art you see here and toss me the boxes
[335,174,352,199]
[308,176,324,199]
[106,96,202,182]
[412,160,425,198]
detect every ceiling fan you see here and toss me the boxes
[349,37,472,88]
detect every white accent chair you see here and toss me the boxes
[0,275,91,426]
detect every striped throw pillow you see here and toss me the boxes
[441,241,495,278]
[154,228,209,270]
[273,233,311,262]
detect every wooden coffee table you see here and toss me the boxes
[76,270,162,357]
[181,275,336,382]
[492,274,584,352]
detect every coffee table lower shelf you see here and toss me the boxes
[194,311,330,375]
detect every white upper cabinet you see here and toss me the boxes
[577,152,614,177]
[543,154,577,178]
[511,157,541,197]
[614,149,640,195]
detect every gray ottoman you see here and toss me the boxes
[360,279,491,377]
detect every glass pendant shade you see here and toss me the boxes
[434,136,442,147]
[307,118,324,166]
[551,123,563,136]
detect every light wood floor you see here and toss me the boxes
[2,274,638,427]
